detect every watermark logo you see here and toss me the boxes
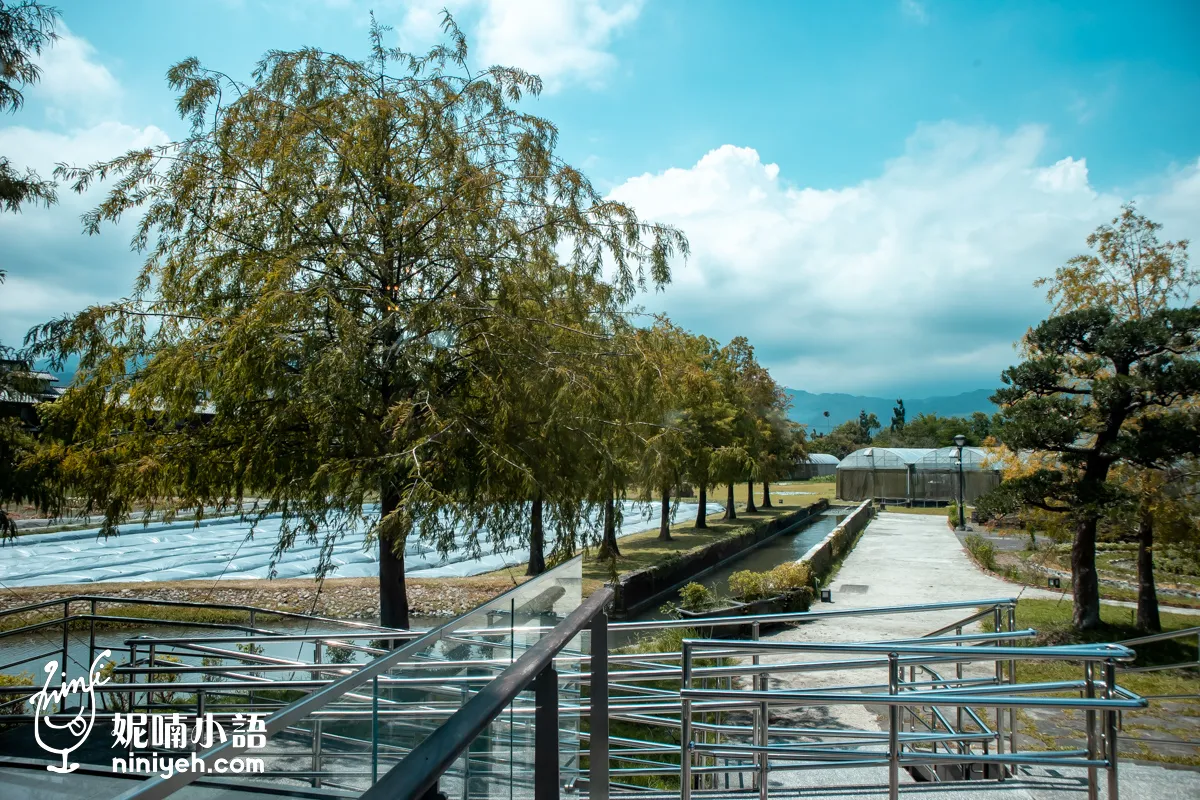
[28,652,267,779]
[111,712,267,779]
[29,650,112,774]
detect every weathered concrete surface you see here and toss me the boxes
[752,511,1200,796]
[651,761,1200,797]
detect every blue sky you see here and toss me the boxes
[2,0,1198,397]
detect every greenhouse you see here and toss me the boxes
[835,446,1002,505]
[790,453,840,479]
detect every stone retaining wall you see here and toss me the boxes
[797,499,874,582]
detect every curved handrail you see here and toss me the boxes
[360,585,614,800]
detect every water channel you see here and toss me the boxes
[611,505,849,646]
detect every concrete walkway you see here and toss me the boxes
[754,511,1200,798]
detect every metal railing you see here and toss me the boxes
[0,593,401,683]
[1118,625,1200,673]
[361,585,614,800]
[677,637,1143,800]
[0,572,1189,798]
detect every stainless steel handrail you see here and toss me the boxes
[360,586,614,800]
[108,564,589,800]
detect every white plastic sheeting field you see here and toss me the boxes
[0,500,724,587]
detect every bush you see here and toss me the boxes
[728,570,771,601]
[965,533,997,571]
[679,583,714,612]
[729,562,813,602]
[769,562,812,593]
[0,672,33,722]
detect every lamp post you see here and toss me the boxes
[953,433,966,530]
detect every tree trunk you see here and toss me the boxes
[695,483,708,529]
[1136,508,1161,633]
[745,479,758,513]
[598,491,620,560]
[378,483,410,630]
[527,494,546,576]
[723,482,737,521]
[1071,515,1102,631]
[658,485,672,541]
[762,479,772,508]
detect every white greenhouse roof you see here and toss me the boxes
[837,446,1000,472]
[838,447,931,469]
[915,447,998,471]
[801,453,840,465]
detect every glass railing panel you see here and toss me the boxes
[223,555,584,795]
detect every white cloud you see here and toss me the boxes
[0,122,172,347]
[610,124,1200,395]
[900,0,929,24]
[397,0,642,92]
[31,24,121,122]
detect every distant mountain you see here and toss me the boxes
[785,388,998,435]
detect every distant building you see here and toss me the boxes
[0,359,62,428]
[790,453,840,480]
[835,446,1001,505]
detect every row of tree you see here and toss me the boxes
[0,9,805,628]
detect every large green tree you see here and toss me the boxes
[984,307,1200,630]
[1023,203,1198,630]
[28,17,686,628]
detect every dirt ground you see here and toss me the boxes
[0,574,529,621]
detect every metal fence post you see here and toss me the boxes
[148,643,157,713]
[1105,659,1119,800]
[312,719,323,788]
[1007,603,1018,757]
[89,599,97,669]
[61,600,70,705]
[372,676,380,787]
[888,652,900,800]
[128,640,137,717]
[955,625,964,754]
[993,606,1005,777]
[534,665,560,800]
[589,611,609,800]
[752,620,766,797]
[1085,662,1098,800]
[681,641,692,800]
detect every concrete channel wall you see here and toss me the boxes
[612,500,830,618]
[797,499,875,581]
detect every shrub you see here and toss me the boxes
[0,672,33,722]
[728,570,771,602]
[965,533,997,571]
[679,583,713,612]
[769,562,812,593]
